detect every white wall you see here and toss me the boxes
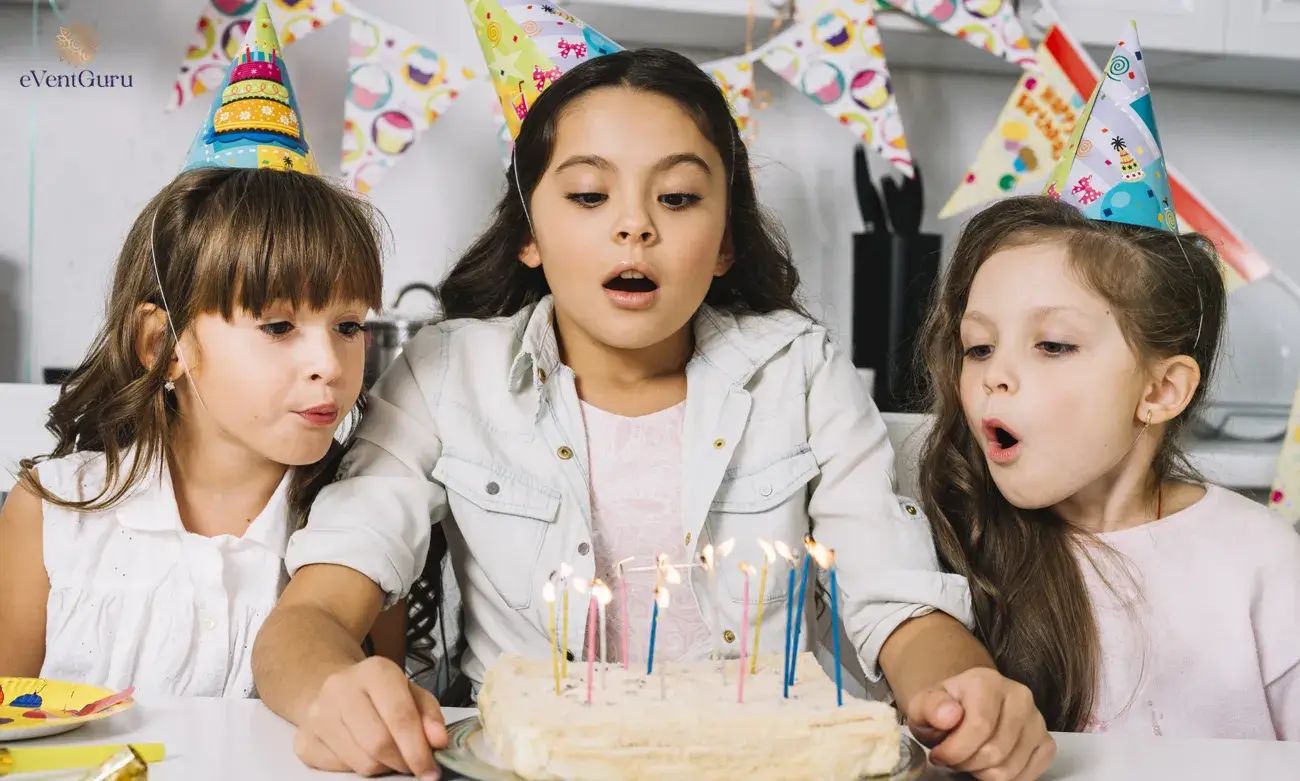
[3,0,1300,412]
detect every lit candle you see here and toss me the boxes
[592,579,613,697]
[774,541,797,699]
[751,540,775,674]
[543,580,560,695]
[700,538,736,683]
[559,563,573,678]
[647,585,669,676]
[615,557,633,670]
[788,536,817,687]
[737,562,755,704]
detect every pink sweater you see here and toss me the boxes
[1077,485,1300,740]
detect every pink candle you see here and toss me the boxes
[585,593,597,705]
[738,563,755,704]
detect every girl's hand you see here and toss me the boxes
[906,666,1055,781]
[293,656,447,780]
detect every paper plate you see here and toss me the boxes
[0,678,135,741]
[435,716,926,780]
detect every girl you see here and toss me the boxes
[255,49,1053,781]
[0,165,386,696]
[918,194,1300,738]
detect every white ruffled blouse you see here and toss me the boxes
[37,450,292,698]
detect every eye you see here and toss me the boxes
[566,192,607,208]
[659,193,701,209]
[260,321,294,338]
[963,344,993,360]
[337,321,366,338]
[1038,341,1078,356]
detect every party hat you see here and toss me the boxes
[182,2,318,174]
[1045,22,1174,232]
[465,0,622,140]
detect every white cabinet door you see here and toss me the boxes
[1227,0,1300,59]
[1042,0,1229,54]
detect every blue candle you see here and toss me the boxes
[787,545,814,686]
[782,565,795,698]
[830,555,842,706]
[647,597,660,675]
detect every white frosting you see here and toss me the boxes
[480,653,902,780]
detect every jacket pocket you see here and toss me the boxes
[710,445,819,605]
[432,454,560,610]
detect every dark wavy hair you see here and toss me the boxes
[405,48,808,694]
[916,195,1226,731]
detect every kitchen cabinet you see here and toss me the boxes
[1037,0,1230,55]
[1227,0,1300,59]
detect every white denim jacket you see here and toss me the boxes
[286,296,972,688]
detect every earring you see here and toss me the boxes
[164,379,175,392]
[1146,410,1153,425]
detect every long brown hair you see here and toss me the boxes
[917,195,1225,731]
[18,166,384,526]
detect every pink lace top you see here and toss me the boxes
[581,400,713,666]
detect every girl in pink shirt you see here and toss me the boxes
[917,194,1300,740]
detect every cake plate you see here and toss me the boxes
[435,716,927,780]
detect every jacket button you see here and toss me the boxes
[723,629,735,644]
[557,446,574,460]
[713,438,726,450]
[684,532,691,545]
[578,542,591,555]
[538,367,547,383]
[759,484,772,497]
[485,481,500,495]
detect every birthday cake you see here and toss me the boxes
[478,653,903,781]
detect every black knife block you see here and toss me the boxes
[851,232,941,413]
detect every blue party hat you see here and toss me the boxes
[182,3,318,174]
[1046,22,1175,232]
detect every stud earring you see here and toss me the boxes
[164,379,175,392]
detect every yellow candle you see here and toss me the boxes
[751,539,776,674]
[544,581,560,695]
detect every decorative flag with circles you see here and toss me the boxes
[759,0,913,177]
[702,54,758,143]
[880,0,1037,68]
[341,10,475,193]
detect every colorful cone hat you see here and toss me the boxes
[1045,22,1175,232]
[466,0,623,140]
[182,2,318,174]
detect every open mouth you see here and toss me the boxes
[993,427,1018,450]
[982,419,1021,463]
[603,270,659,294]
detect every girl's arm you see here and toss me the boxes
[370,599,408,667]
[0,482,49,676]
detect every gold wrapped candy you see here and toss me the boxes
[80,746,147,780]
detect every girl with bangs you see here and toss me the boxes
[0,12,391,698]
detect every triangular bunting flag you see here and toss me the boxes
[939,27,1083,218]
[760,1,913,177]
[182,3,318,174]
[465,0,623,141]
[1045,23,1175,233]
[703,55,758,143]
[168,0,344,111]
[881,0,1037,68]
[341,12,475,193]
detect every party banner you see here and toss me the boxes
[703,54,758,142]
[1270,379,1300,523]
[341,12,475,193]
[168,0,345,111]
[940,28,1081,218]
[882,0,1037,67]
[760,0,914,177]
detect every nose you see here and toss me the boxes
[982,351,1019,396]
[611,194,657,246]
[304,328,344,384]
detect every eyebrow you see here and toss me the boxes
[553,152,712,176]
[962,305,1090,326]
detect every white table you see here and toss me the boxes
[13,698,1300,779]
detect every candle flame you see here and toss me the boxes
[542,581,556,603]
[717,538,736,557]
[656,553,683,585]
[803,535,817,554]
[757,539,776,563]
[655,586,671,609]
[773,540,795,562]
[592,579,613,605]
[700,544,714,568]
[739,561,756,576]
[559,562,574,579]
[809,541,834,569]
